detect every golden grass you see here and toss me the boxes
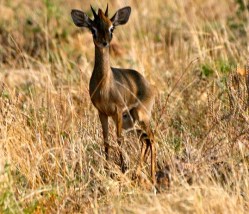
[0,0,249,213]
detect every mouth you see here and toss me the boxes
[102,42,109,48]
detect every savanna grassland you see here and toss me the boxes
[1,0,249,213]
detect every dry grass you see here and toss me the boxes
[0,0,249,213]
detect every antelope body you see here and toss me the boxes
[71,5,156,184]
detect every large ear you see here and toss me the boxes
[110,6,131,26]
[71,9,93,28]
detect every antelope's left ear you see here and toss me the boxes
[110,6,131,27]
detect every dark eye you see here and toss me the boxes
[109,26,114,33]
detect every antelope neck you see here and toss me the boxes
[93,45,112,81]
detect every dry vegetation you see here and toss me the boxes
[0,0,249,213]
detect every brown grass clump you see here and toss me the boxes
[1,0,249,213]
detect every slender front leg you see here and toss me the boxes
[115,108,126,172]
[99,112,109,160]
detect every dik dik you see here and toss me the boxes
[71,5,156,184]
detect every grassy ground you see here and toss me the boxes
[0,0,249,213]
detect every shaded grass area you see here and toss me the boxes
[0,0,249,213]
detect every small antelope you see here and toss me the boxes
[71,5,156,184]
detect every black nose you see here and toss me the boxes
[103,42,108,46]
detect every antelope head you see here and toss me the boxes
[71,5,131,48]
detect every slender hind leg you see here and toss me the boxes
[143,138,151,163]
[140,120,156,185]
[136,130,150,173]
[136,133,147,177]
[133,108,156,185]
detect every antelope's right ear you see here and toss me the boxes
[71,9,93,28]
[111,6,131,27]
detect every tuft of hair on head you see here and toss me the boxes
[98,9,104,17]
